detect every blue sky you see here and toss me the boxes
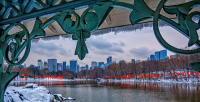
[24,25,192,66]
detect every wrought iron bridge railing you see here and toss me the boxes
[0,0,199,101]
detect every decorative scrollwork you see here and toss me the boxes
[3,23,31,66]
[153,0,200,54]
[0,17,45,102]
[104,0,200,55]
[0,0,105,25]
[0,0,199,64]
[47,10,80,33]
[1,0,199,61]
[0,18,45,73]
[0,0,74,20]
[39,2,113,60]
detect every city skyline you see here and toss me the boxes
[27,49,168,73]
[23,26,189,66]
[31,56,135,72]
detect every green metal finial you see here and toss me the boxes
[73,30,90,60]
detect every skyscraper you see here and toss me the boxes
[91,61,97,68]
[85,64,89,70]
[57,63,63,71]
[77,64,80,73]
[107,56,112,65]
[151,50,167,61]
[98,62,105,68]
[48,59,57,72]
[44,61,48,68]
[29,64,35,69]
[119,60,125,63]
[80,67,86,71]
[37,59,44,70]
[150,55,155,61]
[23,64,26,68]
[63,61,67,70]
[155,50,167,61]
[70,60,77,72]
[66,65,70,70]
[160,50,167,60]
[155,51,160,61]
[131,59,135,63]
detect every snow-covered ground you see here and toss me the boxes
[12,78,92,82]
[4,83,66,102]
[103,78,200,84]
[12,77,200,84]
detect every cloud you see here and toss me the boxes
[31,40,71,57]
[129,47,154,59]
[109,47,124,53]
[86,38,124,55]
[87,39,112,49]
[94,50,113,55]
[113,42,125,47]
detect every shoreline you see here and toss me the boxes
[103,79,200,84]
[11,78,200,84]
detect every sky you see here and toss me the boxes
[24,25,193,67]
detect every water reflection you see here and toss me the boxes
[103,82,200,102]
[10,81,200,102]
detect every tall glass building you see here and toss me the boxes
[57,63,63,71]
[155,51,160,61]
[154,50,167,61]
[37,59,44,70]
[107,56,112,64]
[85,64,89,70]
[70,60,77,72]
[48,59,57,72]
[63,61,67,70]
[131,59,135,63]
[150,55,155,61]
[160,50,167,60]
[91,61,98,68]
[119,60,125,63]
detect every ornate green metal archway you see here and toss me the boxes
[0,0,199,101]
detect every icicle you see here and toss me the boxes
[91,21,168,36]
[42,35,61,41]
[32,39,40,43]
[31,21,168,40]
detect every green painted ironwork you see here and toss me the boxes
[0,0,104,25]
[0,19,45,102]
[0,72,18,102]
[0,0,200,101]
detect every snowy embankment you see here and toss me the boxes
[5,84,66,102]
[12,78,93,82]
[12,77,200,84]
[103,78,200,84]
